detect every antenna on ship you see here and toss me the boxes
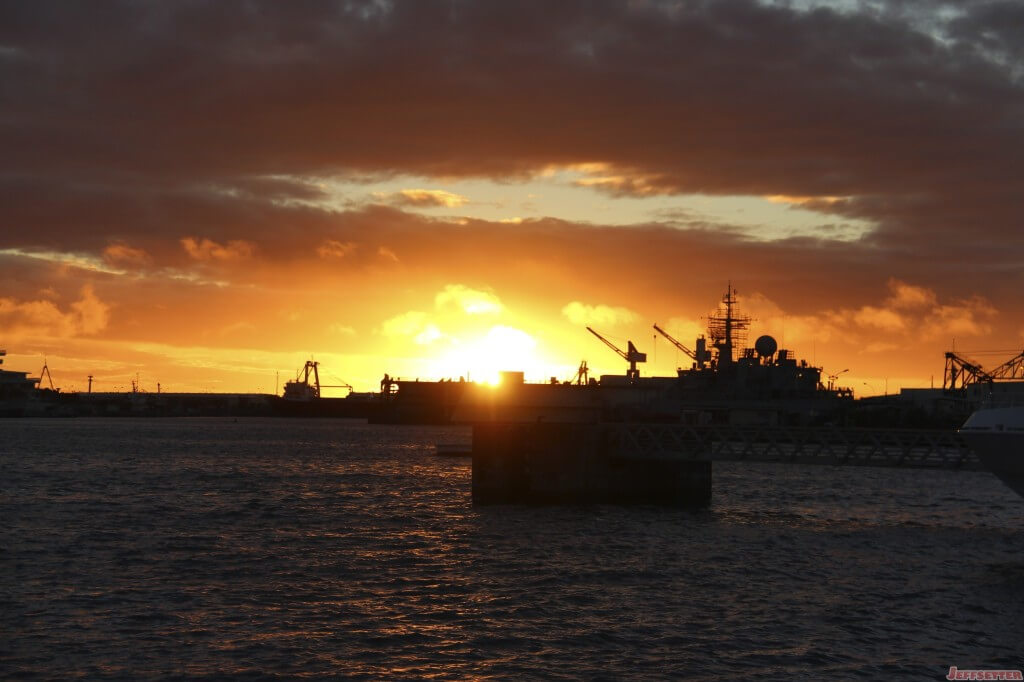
[706,281,750,366]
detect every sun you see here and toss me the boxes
[427,325,546,384]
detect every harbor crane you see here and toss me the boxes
[299,360,322,398]
[567,360,590,385]
[586,327,646,382]
[652,324,710,369]
[943,349,1024,392]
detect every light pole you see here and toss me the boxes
[827,368,849,392]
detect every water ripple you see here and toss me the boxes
[2,418,1023,680]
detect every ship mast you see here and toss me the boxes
[706,281,750,367]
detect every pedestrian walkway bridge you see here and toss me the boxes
[606,424,981,470]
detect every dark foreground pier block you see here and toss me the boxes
[472,422,712,506]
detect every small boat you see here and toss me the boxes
[959,406,1024,499]
[434,442,472,458]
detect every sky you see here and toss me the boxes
[1,0,1023,396]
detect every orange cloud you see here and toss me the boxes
[885,279,936,310]
[316,239,357,259]
[181,237,255,261]
[851,305,906,332]
[0,284,110,339]
[752,280,996,351]
[924,297,997,339]
[103,242,151,268]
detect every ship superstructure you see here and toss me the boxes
[0,350,40,400]
[657,285,846,410]
[380,285,853,425]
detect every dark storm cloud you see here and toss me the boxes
[1,0,1021,260]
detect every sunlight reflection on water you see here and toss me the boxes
[2,418,1023,679]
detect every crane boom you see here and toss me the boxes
[587,326,626,360]
[652,324,696,361]
[586,327,646,381]
[989,349,1024,381]
[652,324,710,369]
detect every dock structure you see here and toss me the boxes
[467,284,989,505]
[605,423,981,470]
[471,422,981,506]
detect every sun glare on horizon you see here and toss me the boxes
[425,324,548,385]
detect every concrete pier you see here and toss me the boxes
[472,422,712,506]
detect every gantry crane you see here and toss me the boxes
[943,352,991,392]
[943,348,1024,392]
[652,323,711,369]
[586,327,646,382]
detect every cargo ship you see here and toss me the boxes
[277,360,380,418]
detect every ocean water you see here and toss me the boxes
[2,417,1022,680]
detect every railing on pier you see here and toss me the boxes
[606,424,981,470]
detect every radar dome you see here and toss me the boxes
[754,335,778,358]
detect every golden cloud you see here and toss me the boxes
[573,173,665,197]
[415,324,443,345]
[660,316,707,345]
[327,323,356,336]
[378,312,445,346]
[379,310,429,337]
[764,195,844,206]
[394,189,469,208]
[435,284,503,315]
[562,301,639,327]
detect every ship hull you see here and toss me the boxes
[960,407,1024,498]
